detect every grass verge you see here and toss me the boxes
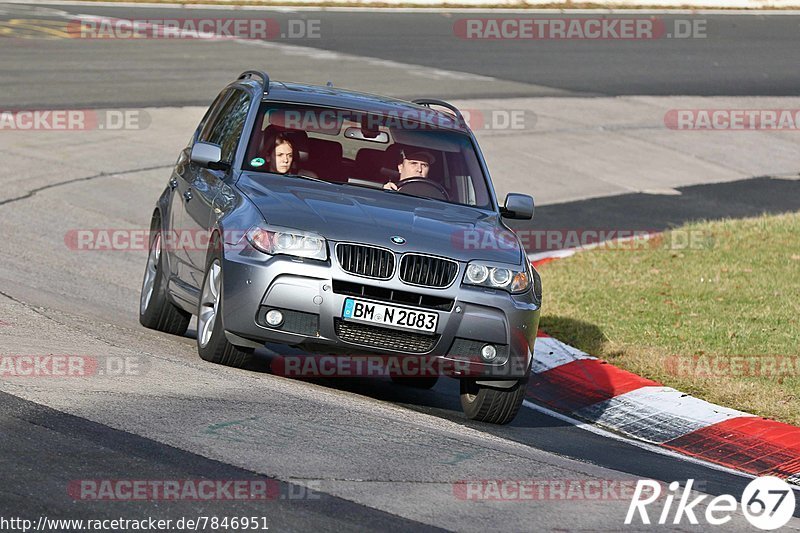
[537,211,800,426]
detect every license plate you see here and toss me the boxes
[342,298,438,334]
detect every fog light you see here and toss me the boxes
[480,344,497,362]
[265,309,284,327]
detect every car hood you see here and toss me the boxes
[237,173,524,264]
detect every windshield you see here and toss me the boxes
[242,103,493,209]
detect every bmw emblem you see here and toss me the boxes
[390,236,406,245]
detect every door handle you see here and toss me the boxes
[183,190,193,201]
[169,177,178,189]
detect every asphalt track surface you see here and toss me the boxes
[2,4,800,108]
[2,3,800,531]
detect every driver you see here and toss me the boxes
[383,149,436,190]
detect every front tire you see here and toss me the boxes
[139,216,191,335]
[460,379,527,425]
[196,241,254,368]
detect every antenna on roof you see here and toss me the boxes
[238,70,270,95]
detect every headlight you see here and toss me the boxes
[463,261,530,293]
[245,225,327,261]
[490,268,511,287]
[465,263,489,284]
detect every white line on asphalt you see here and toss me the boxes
[69,12,498,82]
[0,3,76,17]
[235,38,496,81]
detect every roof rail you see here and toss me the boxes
[238,70,270,94]
[412,98,466,125]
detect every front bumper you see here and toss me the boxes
[220,241,540,380]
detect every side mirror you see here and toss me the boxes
[191,142,229,171]
[501,193,534,220]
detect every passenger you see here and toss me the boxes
[383,149,436,190]
[268,133,294,174]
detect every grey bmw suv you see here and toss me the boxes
[139,70,541,424]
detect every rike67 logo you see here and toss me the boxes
[626,477,796,530]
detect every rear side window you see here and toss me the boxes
[199,89,251,164]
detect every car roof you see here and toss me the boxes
[255,80,468,133]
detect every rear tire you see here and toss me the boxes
[139,215,190,335]
[390,375,439,389]
[196,237,254,368]
[459,379,527,425]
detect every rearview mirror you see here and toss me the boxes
[191,142,229,171]
[344,127,388,143]
[501,193,534,220]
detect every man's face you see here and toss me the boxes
[272,142,293,174]
[398,158,430,180]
